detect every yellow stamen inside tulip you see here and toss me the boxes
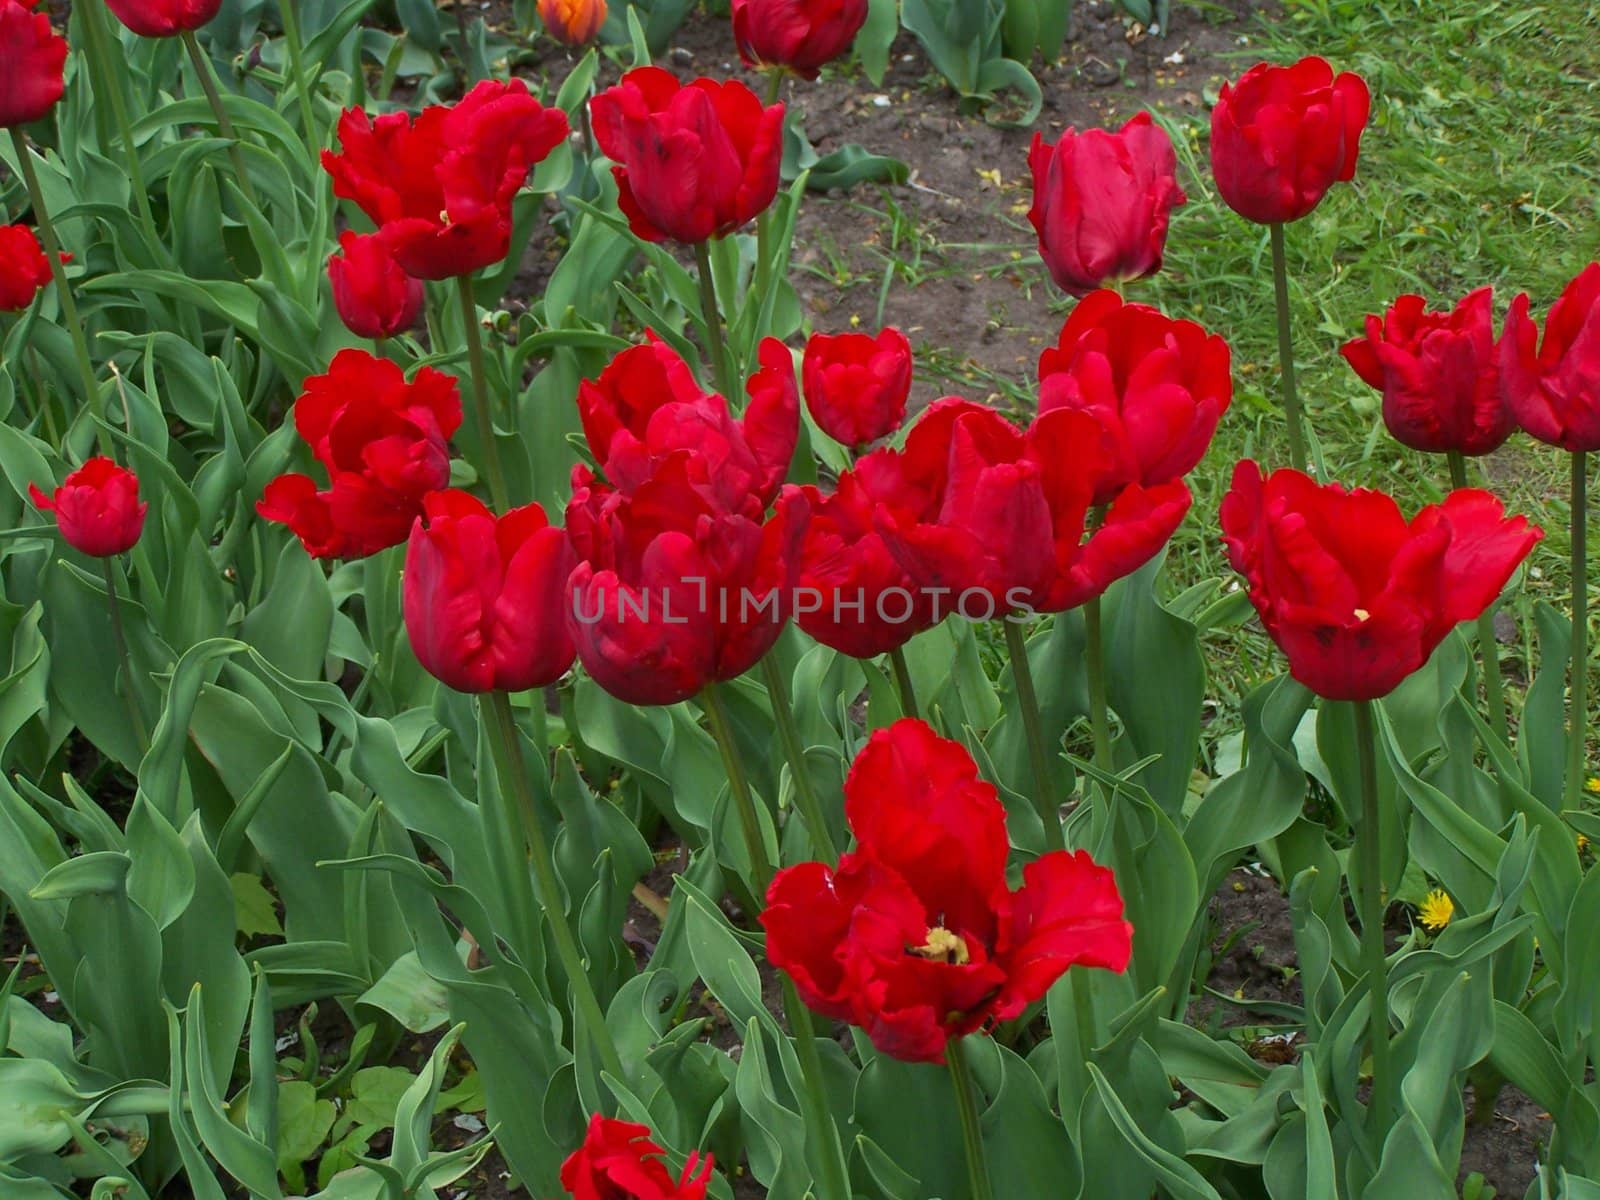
[1353,608,1371,622]
[438,209,451,225]
[911,926,971,965]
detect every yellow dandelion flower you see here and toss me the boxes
[1419,889,1454,932]
[1584,777,1600,794]
[1578,833,1590,853]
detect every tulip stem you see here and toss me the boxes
[1352,698,1391,1130]
[1268,223,1308,473]
[1003,617,1063,850]
[102,558,149,752]
[889,646,919,719]
[480,691,626,1081]
[1082,595,1114,773]
[79,2,162,253]
[946,1039,994,1200]
[8,129,112,458]
[1568,451,1589,808]
[693,240,737,403]
[1447,451,1510,742]
[276,0,321,163]
[759,656,839,865]
[764,68,785,108]
[180,31,262,213]
[701,683,775,893]
[456,276,510,511]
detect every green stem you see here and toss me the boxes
[8,129,111,456]
[180,31,262,212]
[1448,451,1510,742]
[759,656,840,865]
[945,1039,994,1200]
[1268,222,1308,473]
[701,683,774,894]
[481,691,625,1080]
[693,240,737,403]
[1568,451,1589,808]
[81,2,162,251]
[764,68,785,108]
[1003,617,1063,850]
[456,276,510,511]
[889,645,919,719]
[1353,699,1391,1128]
[1083,595,1114,772]
[276,0,321,162]
[102,558,149,751]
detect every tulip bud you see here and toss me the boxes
[801,326,912,448]
[29,458,148,557]
[103,0,222,38]
[731,0,868,80]
[0,224,67,312]
[539,0,606,46]
[327,231,424,341]
[0,0,67,127]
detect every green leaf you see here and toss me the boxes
[230,873,284,938]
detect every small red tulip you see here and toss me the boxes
[801,326,912,448]
[328,231,424,341]
[589,68,784,245]
[323,80,569,280]
[1499,263,1600,453]
[1028,112,1187,297]
[1210,57,1370,225]
[0,0,67,128]
[539,0,606,45]
[1220,461,1541,701]
[29,457,148,557]
[731,0,868,81]
[1341,287,1511,456]
[103,0,220,37]
[559,1114,713,1200]
[0,224,66,312]
[763,719,1131,1063]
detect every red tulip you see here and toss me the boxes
[559,1114,712,1200]
[323,80,569,280]
[29,457,147,557]
[1038,290,1231,502]
[103,0,219,37]
[1500,263,1600,452]
[579,334,797,517]
[0,224,65,312]
[1027,112,1186,297]
[1210,57,1370,225]
[589,68,784,244]
[1220,461,1541,701]
[1341,288,1511,456]
[328,231,424,341]
[257,350,461,559]
[801,326,912,448]
[403,490,576,693]
[539,0,606,45]
[762,719,1131,1063]
[0,0,66,127]
[731,0,868,80]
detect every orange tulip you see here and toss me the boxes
[539,0,605,45]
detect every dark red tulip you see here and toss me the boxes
[1500,263,1600,453]
[731,0,868,80]
[403,490,576,694]
[103,0,219,37]
[323,80,569,280]
[0,224,65,312]
[29,457,147,557]
[559,1114,712,1200]
[1038,290,1231,503]
[1341,288,1511,456]
[1028,112,1186,297]
[801,326,912,448]
[1210,57,1370,225]
[589,68,784,244]
[328,231,424,341]
[0,0,66,127]
[257,350,462,559]
[762,718,1131,1063]
[1220,461,1541,701]
[539,0,606,45]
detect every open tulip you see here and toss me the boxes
[1341,288,1511,456]
[1220,460,1541,700]
[29,457,147,557]
[801,326,912,448]
[762,718,1131,1063]
[539,0,606,46]
[1500,262,1600,452]
[1210,57,1370,225]
[1038,290,1231,502]
[323,80,569,279]
[589,68,784,244]
[103,0,220,37]
[328,231,424,341]
[1028,112,1186,297]
[0,224,65,311]
[731,0,868,80]
[0,0,67,127]
[560,1115,712,1200]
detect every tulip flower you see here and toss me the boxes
[1038,290,1231,502]
[0,0,67,128]
[323,80,569,279]
[1342,287,1511,456]
[0,223,66,312]
[801,326,912,448]
[257,350,462,559]
[589,68,784,245]
[762,718,1131,1063]
[539,0,606,46]
[327,231,424,342]
[559,1115,713,1200]
[103,0,219,36]
[1027,112,1187,297]
[29,457,147,557]
[403,490,576,694]
[732,0,869,80]
[1500,263,1600,453]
